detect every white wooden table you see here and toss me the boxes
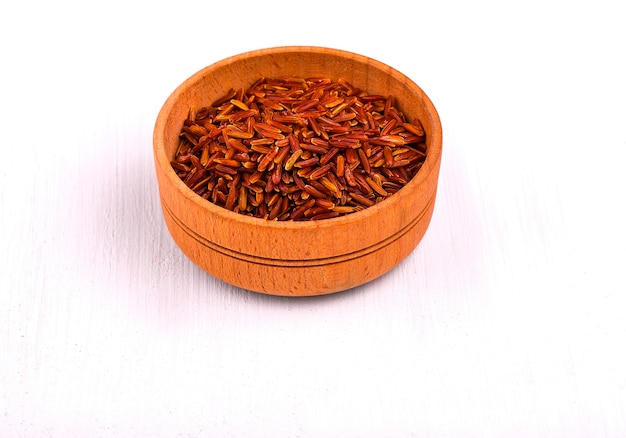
[2,1,625,436]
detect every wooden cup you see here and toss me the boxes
[153,46,442,296]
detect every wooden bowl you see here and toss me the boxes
[153,46,442,296]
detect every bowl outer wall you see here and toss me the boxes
[153,46,442,262]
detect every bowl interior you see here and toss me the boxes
[159,46,441,182]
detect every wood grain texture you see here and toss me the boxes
[153,47,443,295]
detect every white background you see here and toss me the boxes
[1,1,625,436]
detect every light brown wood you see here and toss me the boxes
[153,46,442,296]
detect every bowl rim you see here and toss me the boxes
[154,45,442,232]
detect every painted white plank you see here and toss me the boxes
[1,1,625,436]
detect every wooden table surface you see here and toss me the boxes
[1,1,625,436]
